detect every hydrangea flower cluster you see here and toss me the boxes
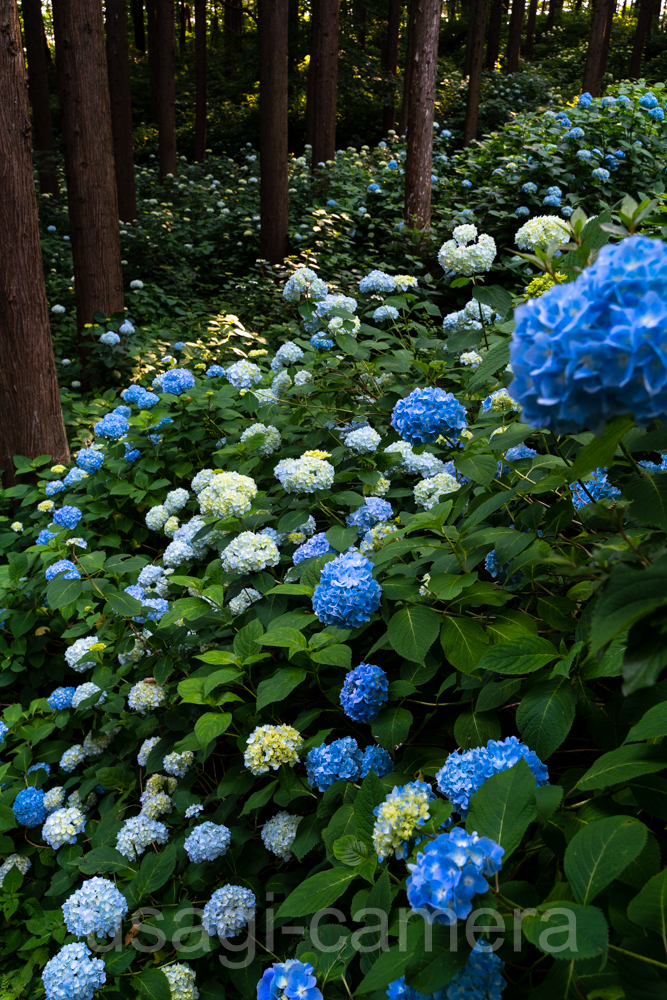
[347,497,393,533]
[293,533,334,564]
[387,942,505,1000]
[42,943,106,1000]
[60,745,86,772]
[515,215,570,250]
[116,814,169,859]
[306,737,391,791]
[461,350,483,368]
[196,470,257,519]
[274,454,335,493]
[46,558,81,581]
[163,751,195,777]
[228,587,263,615]
[481,388,519,413]
[438,225,496,276]
[497,444,537,476]
[509,236,667,432]
[570,468,621,510]
[271,341,304,370]
[94,412,129,439]
[128,680,165,714]
[384,441,445,478]
[407,828,504,924]
[343,425,382,454]
[414,472,460,509]
[71,683,105,708]
[240,422,281,455]
[436,736,549,816]
[42,806,86,849]
[392,388,467,445]
[312,549,382,628]
[157,368,196,395]
[184,822,231,863]
[221,531,280,574]
[225,360,262,388]
[359,269,396,294]
[261,811,303,861]
[202,885,256,938]
[339,663,389,722]
[163,964,199,1000]
[283,267,328,302]
[65,636,100,673]
[244,724,303,774]
[62,877,128,937]
[258,960,323,1000]
[360,522,398,553]
[372,781,434,861]
[13,787,46,827]
[44,787,66,813]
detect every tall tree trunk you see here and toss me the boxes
[52,0,124,330]
[545,0,560,28]
[382,0,401,133]
[463,0,488,144]
[105,0,137,222]
[259,0,289,262]
[582,0,614,94]
[404,0,441,228]
[629,0,653,73]
[310,0,340,168]
[0,0,69,482]
[398,0,417,133]
[179,0,186,51]
[224,0,243,74]
[506,0,525,71]
[356,0,367,48]
[599,0,615,80]
[155,0,178,177]
[305,28,315,145]
[485,0,502,68]
[288,0,299,81]
[524,0,537,57]
[145,0,160,122]
[131,0,146,51]
[194,0,207,160]
[21,0,59,198]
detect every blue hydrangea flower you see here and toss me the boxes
[461,179,472,188]
[184,822,231,863]
[310,333,334,350]
[114,405,132,418]
[639,92,659,109]
[485,548,523,586]
[293,533,334,564]
[206,365,225,377]
[13,787,47,827]
[45,559,81,581]
[174,341,185,349]
[62,877,128,937]
[592,167,610,181]
[570,467,621,510]
[497,444,537,476]
[340,663,389,722]
[578,92,593,107]
[516,206,530,217]
[436,736,549,816]
[42,943,106,1000]
[63,468,88,487]
[124,444,140,462]
[306,737,363,791]
[359,270,396,294]
[406,828,504,924]
[649,106,665,121]
[0,721,8,744]
[45,481,65,497]
[36,529,58,545]
[312,550,382,629]
[543,194,561,207]
[346,498,393,534]
[510,235,667,433]
[53,505,82,529]
[386,977,430,1000]
[94,412,129,439]
[27,762,50,777]
[48,686,76,710]
[368,182,381,193]
[522,182,537,195]
[258,960,323,1000]
[374,305,399,323]
[640,453,667,473]
[577,149,592,161]
[360,745,393,778]
[161,368,195,395]
[391,387,467,445]
[561,205,574,218]
[202,885,256,938]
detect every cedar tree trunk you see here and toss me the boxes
[463,0,488,144]
[224,0,243,74]
[288,0,299,81]
[309,0,340,168]
[485,0,502,68]
[155,0,178,177]
[179,0,187,50]
[524,0,537,58]
[382,0,401,133]
[506,0,525,72]
[404,0,441,228]
[356,0,367,48]
[105,0,137,221]
[259,0,289,262]
[52,0,124,329]
[194,0,207,160]
[21,0,59,198]
[146,0,160,122]
[599,0,616,79]
[629,0,652,74]
[131,0,146,52]
[0,0,69,481]
[398,0,417,133]
[582,0,614,94]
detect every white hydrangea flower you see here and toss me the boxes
[460,351,483,369]
[363,475,391,497]
[128,681,165,715]
[228,588,263,615]
[83,729,118,758]
[221,532,280,574]
[343,426,381,454]
[240,423,281,456]
[163,751,195,777]
[225,360,262,388]
[44,787,66,814]
[438,226,496,276]
[163,516,180,537]
[384,441,445,478]
[42,806,86,849]
[164,488,190,514]
[294,370,313,386]
[244,724,303,774]
[0,855,31,888]
[191,469,215,494]
[116,815,169,859]
[163,964,199,1000]
[197,472,257,520]
[65,637,101,673]
[146,505,169,531]
[271,370,293,396]
[414,472,461,509]
[274,455,335,493]
[271,341,304,371]
[72,683,106,709]
[515,214,569,250]
[261,811,303,861]
[138,737,161,766]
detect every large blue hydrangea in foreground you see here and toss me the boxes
[42,943,106,1000]
[391,387,467,445]
[406,828,504,924]
[387,941,505,1000]
[312,550,382,628]
[62,877,128,937]
[13,787,46,827]
[510,236,667,433]
[340,663,389,722]
[258,959,323,1000]
[436,736,549,816]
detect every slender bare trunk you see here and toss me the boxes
[259,0,289,262]
[146,0,160,122]
[131,0,146,52]
[0,0,69,482]
[404,0,441,228]
[195,0,207,160]
[21,0,59,198]
[524,0,537,57]
[356,0,367,48]
[485,0,502,67]
[155,0,178,177]
[398,0,417,133]
[582,0,614,94]
[310,0,340,168]
[629,0,652,74]
[224,0,243,74]
[463,0,488,144]
[288,0,299,82]
[106,0,137,221]
[383,0,401,133]
[179,0,187,50]
[506,0,525,71]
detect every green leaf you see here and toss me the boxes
[388,606,439,664]
[277,509,313,533]
[196,650,239,665]
[355,769,386,846]
[46,577,83,610]
[292,813,320,860]
[125,844,177,909]
[622,472,667,530]
[106,590,144,617]
[135,969,171,1000]
[256,668,306,711]
[234,619,264,660]
[0,805,17,833]
[264,584,314,596]
[590,557,667,653]
[357,945,413,994]
[578,744,667,791]
[453,708,501,749]
[194,712,232,746]
[202,668,245,696]
[326,525,359,552]
[333,834,371,866]
[523,903,608,961]
[627,867,667,940]
[440,617,488,675]
[261,628,309,648]
[371,707,412,751]
[76,847,131,875]
[476,677,521,712]
[516,677,576,759]
[310,644,352,668]
[240,779,279,815]
[277,868,359,918]
[466,758,536,857]
[535,784,564,825]
[456,455,498,487]
[472,284,513,318]
[476,636,561,675]
[159,596,215,627]
[567,414,635,483]
[564,816,647,905]
[624,702,667,743]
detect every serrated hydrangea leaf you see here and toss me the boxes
[453,708,501,750]
[564,816,647,905]
[387,606,439,664]
[476,636,561,675]
[256,668,306,711]
[466,757,537,857]
[125,843,177,909]
[627,867,667,940]
[578,744,667,790]
[370,707,412,751]
[194,712,232,747]
[516,677,577,759]
[277,868,359,919]
[624,703,667,744]
[440,617,488,674]
[522,903,608,961]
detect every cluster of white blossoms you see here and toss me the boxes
[438,224,496,276]
[271,341,304,371]
[261,811,303,861]
[240,422,281,456]
[116,814,169,860]
[164,488,190,514]
[196,471,257,520]
[137,736,161,766]
[443,299,497,335]
[128,680,166,715]
[515,214,569,251]
[0,854,31,888]
[64,636,101,673]
[414,471,460,510]
[359,522,398,553]
[60,745,86,772]
[274,452,335,493]
[44,787,66,813]
[163,751,195,777]
[163,964,199,1000]
[384,441,445,478]
[227,587,263,616]
[82,729,118,758]
[71,683,105,709]
[460,351,483,368]
[42,806,86,850]
[140,773,177,819]
[202,885,256,939]
[343,426,382,454]
[225,359,262,388]
[244,725,303,774]
[184,821,231,863]
[221,532,280,574]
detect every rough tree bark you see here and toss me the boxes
[599,0,616,78]
[356,0,367,49]
[224,0,243,74]
[506,0,526,72]
[105,0,137,221]
[131,0,146,52]
[52,0,124,329]
[145,0,160,122]
[179,0,187,50]
[404,0,442,228]
[21,0,59,199]
[288,0,299,82]
[582,0,615,94]
[545,0,561,29]
[398,0,417,133]
[154,0,178,177]
[0,0,69,480]
[382,0,401,133]
[463,0,488,144]
[194,0,207,160]
[524,0,538,58]
[309,0,340,168]
[629,0,653,75]
[259,0,289,262]
[485,0,502,69]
